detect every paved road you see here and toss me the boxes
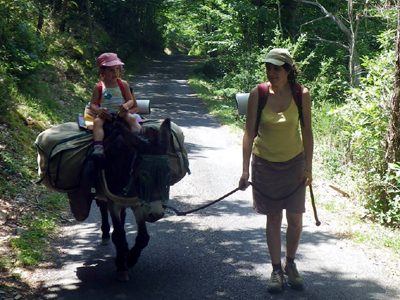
[28,55,400,300]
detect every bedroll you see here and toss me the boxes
[35,119,190,193]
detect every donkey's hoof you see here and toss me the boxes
[100,237,110,246]
[116,271,129,282]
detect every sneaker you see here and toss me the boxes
[92,145,104,158]
[284,261,304,290]
[267,270,284,293]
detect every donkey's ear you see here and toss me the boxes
[159,118,171,153]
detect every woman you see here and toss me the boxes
[238,48,313,293]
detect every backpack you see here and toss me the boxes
[255,82,303,137]
[35,119,190,193]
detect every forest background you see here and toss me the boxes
[1,0,400,291]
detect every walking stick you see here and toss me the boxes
[309,185,321,226]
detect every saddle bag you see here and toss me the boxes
[35,119,190,193]
[141,119,190,185]
[35,122,93,193]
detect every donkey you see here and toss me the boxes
[68,117,171,281]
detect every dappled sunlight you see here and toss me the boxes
[36,210,399,299]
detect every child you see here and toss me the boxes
[89,52,141,157]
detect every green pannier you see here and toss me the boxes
[35,122,93,193]
[35,119,190,193]
[140,119,190,185]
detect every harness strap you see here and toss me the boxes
[100,170,141,207]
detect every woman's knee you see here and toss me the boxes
[267,212,283,226]
[286,212,303,228]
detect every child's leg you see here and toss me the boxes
[92,117,105,157]
[124,114,141,132]
[93,117,105,141]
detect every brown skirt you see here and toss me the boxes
[251,153,306,214]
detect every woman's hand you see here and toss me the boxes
[303,169,312,186]
[238,172,250,190]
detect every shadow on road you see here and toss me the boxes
[37,199,396,300]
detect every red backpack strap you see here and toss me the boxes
[293,83,304,126]
[117,78,128,102]
[254,82,270,137]
[95,82,102,106]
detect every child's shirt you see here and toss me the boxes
[101,83,125,113]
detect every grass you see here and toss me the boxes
[8,191,67,267]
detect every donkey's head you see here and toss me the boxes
[103,118,171,222]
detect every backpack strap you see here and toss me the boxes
[292,83,304,127]
[254,82,270,137]
[95,79,128,106]
[95,82,103,106]
[254,82,304,137]
[117,78,128,101]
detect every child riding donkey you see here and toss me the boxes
[88,52,141,158]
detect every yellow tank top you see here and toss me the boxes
[253,99,303,162]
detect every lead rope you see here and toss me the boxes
[164,182,321,226]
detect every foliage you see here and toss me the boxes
[329,39,398,226]
[0,0,45,77]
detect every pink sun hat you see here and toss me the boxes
[96,52,125,67]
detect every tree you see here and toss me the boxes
[385,2,400,163]
[295,0,364,86]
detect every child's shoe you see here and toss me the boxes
[92,144,104,158]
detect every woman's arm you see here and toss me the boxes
[239,86,259,190]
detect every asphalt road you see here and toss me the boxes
[28,55,400,300]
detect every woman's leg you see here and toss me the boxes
[266,212,284,293]
[286,211,303,258]
[285,211,304,290]
[266,212,283,265]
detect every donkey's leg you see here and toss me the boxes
[96,199,110,242]
[127,208,150,268]
[108,203,130,281]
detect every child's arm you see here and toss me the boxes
[121,80,139,113]
[89,85,103,113]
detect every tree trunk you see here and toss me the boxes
[86,0,94,57]
[280,0,298,39]
[256,0,265,48]
[385,5,400,163]
[59,0,68,32]
[37,10,44,35]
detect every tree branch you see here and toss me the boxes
[295,0,352,39]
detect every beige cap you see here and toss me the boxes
[264,48,294,66]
